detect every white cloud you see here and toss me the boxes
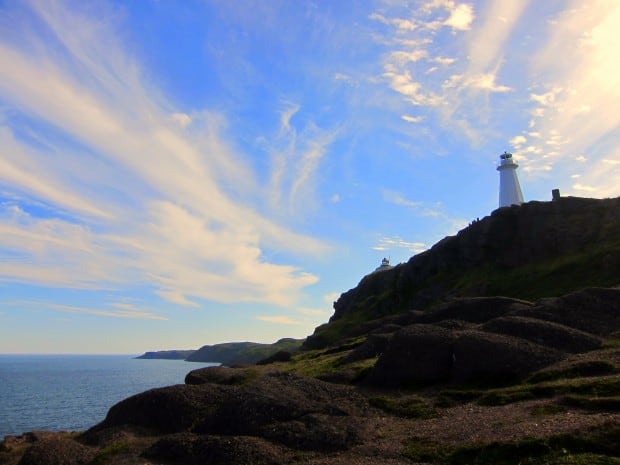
[527,1,620,197]
[14,301,168,320]
[0,1,328,308]
[572,183,597,192]
[433,57,456,65]
[444,3,474,31]
[445,72,512,93]
[510,135,527,147]
[322,292,341,305]
[296,307,329,316]
[391,50,428,64]
[373,236,427,253]
[256,315,303,325]
[382,190,422,208]
[268,104,338,217]
[171,113,192,127]
[401,115,425,123]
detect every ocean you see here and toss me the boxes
[0,354,217,438]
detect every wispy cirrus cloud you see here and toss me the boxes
[50,303,168,320]
[369,0,525,144]
[256,315,303,325]
[373,236,427,254]
[266,103,338,218]
[0,1,328,308]
[510,0,620,194]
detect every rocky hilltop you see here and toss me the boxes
[2,197,619,465]
[305,196,620,349]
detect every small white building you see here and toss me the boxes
[497,151,524,208]
[373,257,393,273]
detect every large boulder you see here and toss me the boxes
[142,433,289,465]
[367,324,455,386]
[516,288,620,336]
[18,437,95,465]
[451,330,564,385]
[185,366,257,385]
[84,373,367,452]
[418,296,534,324]
[340,333,393,364]
[83,383,229,440]
[481,316,602,353]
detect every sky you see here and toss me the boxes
[0,0,619,354]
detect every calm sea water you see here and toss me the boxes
[0,355,216,438]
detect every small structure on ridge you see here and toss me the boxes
[373,257,393,273]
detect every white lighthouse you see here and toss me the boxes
[497,151,524,208]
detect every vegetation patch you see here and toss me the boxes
[91,441,131,465]
[529,361,616,383]
[369,395,437,419]
[402,424,620,464]
[529,403,568,416]
[435,388,484,407]
[560,394,620,411]
[402,438,447,463]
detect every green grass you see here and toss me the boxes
[90,441,131,465]
[282,342,377,380]
[436,375,620,409]
[402,424,620,464]
[529,361,616,383]
[369,395,437,419]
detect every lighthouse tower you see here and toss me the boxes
[497,151,524,208]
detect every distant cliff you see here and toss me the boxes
[305,196,620,349]
[186,338,303,365]
[135,350,195,360]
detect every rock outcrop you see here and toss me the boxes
[363,288,619,387]
[77,370,370,464]
[305,197,620,349]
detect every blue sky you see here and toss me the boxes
[1,0,619,354]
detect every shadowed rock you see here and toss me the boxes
[367,324,455,386]
[142,433,289,465]
[451,330,564,385]
[516,288,620,336]
[340,333,393,364]
[185,366,257,385]
[418,297,534,324]
[481,316,602,353]
[83,384,229,441]
[82,372,367,453]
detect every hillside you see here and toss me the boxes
[305,196,620,349]
[185,338,303,365]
